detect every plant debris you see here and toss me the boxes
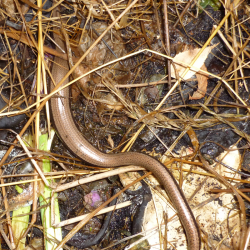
[0,0,249,249]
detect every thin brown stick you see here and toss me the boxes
[0,29,76,62]
[54,166,145,192]
[210,188,250,193]
[54,201,131,227]
[173,0,193,28]
[163,0,172,89]
[0,223,14,250]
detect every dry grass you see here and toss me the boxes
[0,0,249,249]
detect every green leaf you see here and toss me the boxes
[15,185,23,194]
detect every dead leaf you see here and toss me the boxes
[189,64,209,100]
[119,15,128,29]
[105,93,124,110]
[1,0,16,17]
[82,0,101,16]
[71,84,81,103]
[171,44,217,80]
[21,0,35,15]
[107,134,114,149]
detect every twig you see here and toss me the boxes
[163,0,172,89]
[173,0,194,28]
[210,188,250,193]
[53,201,131,227]
[0,223,14,250]
[54,166,144,192]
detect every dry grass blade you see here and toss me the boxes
[200,103,250,142]
[0,0,140,168]
[16,134,50,187]
[199,155,247,249]
[0,223,14,249]
[0,47,247,118]
[0,0,249,248]
[54,166,145,192]
[53,201,131,227]
[54,172,152,250]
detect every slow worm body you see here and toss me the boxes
[50,24,200,250]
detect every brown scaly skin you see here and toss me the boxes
[50,17,200,250]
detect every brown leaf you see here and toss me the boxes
[189,64,209,100]
[171,44,217,80]
[1,0,16,17]
[71,84,81,103]
[107,134,114,149]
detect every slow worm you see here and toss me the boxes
[50,17,200,250]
